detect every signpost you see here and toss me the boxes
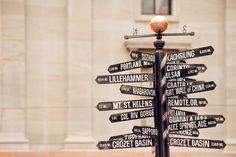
[95,15,225,157]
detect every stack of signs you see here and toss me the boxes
[96,46,226,150]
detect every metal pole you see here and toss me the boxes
[124,32,194,39]
[153,35,169,157]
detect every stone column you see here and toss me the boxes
[25,0,67,150]
[226,0,236,152]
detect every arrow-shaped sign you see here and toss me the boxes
[109,133,151,141]
[166,64,207,73]
[108,60,152,73]
[169,115,225,124]
[130,51,155,62]
[169,137,226,149]
[167,46,214,62]
[170,129,199,137]
[97,138,155,150]
[168,98,208,107]
[169,119,217,131]
[96,73,153,84]
[166,67,199,79]
[132,126,158,136]
[167,81,194,89]
[166,81,216,97]
[96,99,154,111]
[168,77,197,82]
[120,85,155,97]
[169,109,198,116]
[109,108,154,123]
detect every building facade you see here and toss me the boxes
[0,0,236,156]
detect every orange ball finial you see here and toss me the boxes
[150,16,168,33]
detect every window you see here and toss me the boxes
[141,0,171,15]
[135,0,178,22]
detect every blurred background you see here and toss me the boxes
[0,0,235,156]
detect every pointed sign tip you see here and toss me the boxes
[96,142,100,148]
[210,46,215,52]
[120,85,125,91]
[223,141,226,148]
[107,66,112,73]
[212,81,217,88]
[221,115,226,122]
[96,103,100,110]
[109,115,113,123]
[205,98,208,105]
[203,65,207,71]
[95,76,99,84]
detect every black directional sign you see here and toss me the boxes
[108,60,152,73]
[130,51,155,62]
[96,35,224,154]
[109,133,151,141]
[166,64,207,73]
[97,138,155,150]
[96,99,154,111]
[167,81,193,89]
[120,85,155,97]
[96,73,153,84]
[169,115,225,124]
[166,67,199,79]
[133,126,158,136]
[132,126,199,137]
[168,98,208,107]
[168,77,197,82]
[170,129,199,137]
[166,81,216,97]
[169,119,217,131]
[130,46,214,62]
[167,46,214,62]
[109,108,154,123]
[169,137,226,149]
[169,109,197,116]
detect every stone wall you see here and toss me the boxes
[0,0,235,155]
